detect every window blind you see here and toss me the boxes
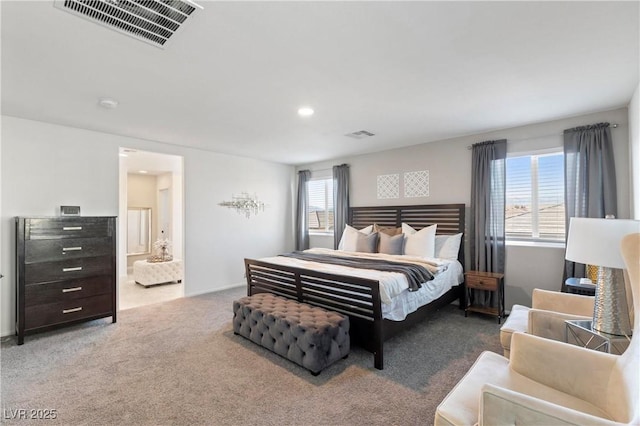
[506,152,564,241]
[307,178,334,232]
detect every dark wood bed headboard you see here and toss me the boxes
[348,203,466,266]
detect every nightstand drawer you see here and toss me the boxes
[464,270,505,323]
[465,274,498,291]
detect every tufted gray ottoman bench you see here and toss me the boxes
[232,293,350,375]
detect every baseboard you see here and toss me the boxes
[184,282,245,298]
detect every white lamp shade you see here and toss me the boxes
[565,218,640,268]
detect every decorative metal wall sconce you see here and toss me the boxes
[219,192,265,218]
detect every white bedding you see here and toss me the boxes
[382,260,463,320]
[259,248,464,321]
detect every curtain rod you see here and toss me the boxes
[466,123,620,150]
[302,167,340,173]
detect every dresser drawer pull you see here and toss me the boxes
[62,246,82,252]
[62,226,82,231]
[62,287,83,293]
[62,267,83,272]
[62,307,82,314]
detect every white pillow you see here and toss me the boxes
[435,233,463,260]
[338,224,373,251]
[401,223,437,258]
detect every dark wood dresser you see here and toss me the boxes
[15,216,117,344]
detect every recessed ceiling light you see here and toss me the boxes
[98,98,119,109]
[139,170,148,174]
[298,107,314,117]
[119,153,128,157]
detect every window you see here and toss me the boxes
[506,151,565,242]
[307,178,334,233]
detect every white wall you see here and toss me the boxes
[156,172,172,240]
[300,108,631,310]
[170,170,184,263]
[629,84,640,220]
[0,116,294,336]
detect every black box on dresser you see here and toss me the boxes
[15,216,117,344]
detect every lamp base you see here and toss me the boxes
[593,267,632,336]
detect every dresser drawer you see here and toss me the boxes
[26,218,112,240]
[25,237,112,263]
[24,294,113,331]
[465,274,498,291]
[24,275,112,307]
[24,256,112,284]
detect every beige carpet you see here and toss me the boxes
[1,286,501,425]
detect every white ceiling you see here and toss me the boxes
[2,1,639,165]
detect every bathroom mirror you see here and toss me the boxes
[127,207,151,255]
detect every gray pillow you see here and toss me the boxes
[378,232,404,255]
[355,232,379,253]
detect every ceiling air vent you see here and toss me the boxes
[345,130,375,139]
[54,0,203,48]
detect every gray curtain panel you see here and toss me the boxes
[563,122,617,287]
[333,164,350,250]
[295,170,311,251]
[470,139,507,308]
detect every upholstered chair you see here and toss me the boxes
[500,289,594,357]
[435,233,639,425]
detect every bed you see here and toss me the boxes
[244,203,466,370]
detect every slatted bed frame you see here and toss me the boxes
[244,203,466,370]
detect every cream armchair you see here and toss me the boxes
[435,233,639,425]
[500,288,594,357]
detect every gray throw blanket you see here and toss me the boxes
[279,251,434,292]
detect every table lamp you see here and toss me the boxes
[565,217,640,336]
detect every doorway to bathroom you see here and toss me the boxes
[118,148,184,310]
